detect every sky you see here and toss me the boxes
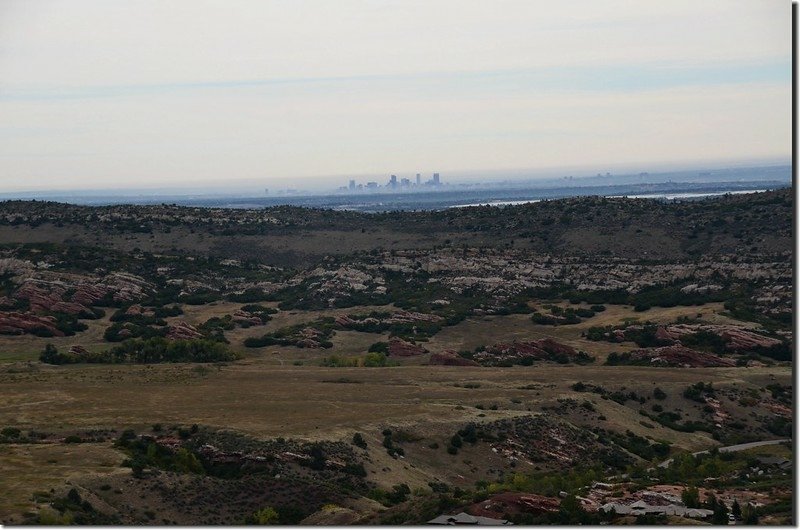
[0,0,792,192]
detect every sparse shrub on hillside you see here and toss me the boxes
[352,433,367,449]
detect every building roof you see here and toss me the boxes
[600,502,712,519]
[428,512,512,525]
[757,456,790,466]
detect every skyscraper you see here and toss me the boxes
[389,175,398,188]
[415,173,421,185]
[432,173,440,185]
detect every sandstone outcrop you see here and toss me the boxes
[429,350,480,366]
[466,492,561,519]
[473,338,587,365]
[626,345,736,368]
[0,311,63,336]
[166,321,203,341]
[387,338,428,357]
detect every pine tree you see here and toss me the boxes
[731,499,741,520]
[682,486,700,508]
[711,500,729,525]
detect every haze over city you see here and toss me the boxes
[0,0,791,193]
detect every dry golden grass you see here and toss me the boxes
[0,442,125,520]
[0,358,788,445]
[0,301,744,366]
[0,299,789,522]
[0,313,114,363]
[426,302,738,362]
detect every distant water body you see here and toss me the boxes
[28,184,787,213]
[448,188,770,209]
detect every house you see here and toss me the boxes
[756,456,791,470]
[600,502,713,519]
[428,512,513,525]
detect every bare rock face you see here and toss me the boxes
[68,345,90,356]
[653,326,678,344]
[10,272,154,317]
[335,310,444,328]
[124,304,154,318]
[429,350,480,366]
[717,327,783,351]
[293,327,328,348]
[166,321,203,341]
[0,311,64,336]
[473,338,585,365]
[658,324,783,352]
[387,338,428,357]
[466,492,561,519]
[627,345,736,368]
[70,284,111,306]
[15,281,93,316]
[232,310,263,326]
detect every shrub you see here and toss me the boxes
[352,433,367,449]
[1,427,21,438]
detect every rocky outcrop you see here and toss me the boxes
[626,345,735,368]
[15,281,94,316]
[293,327,329,348]
[466,492,560,519]
[429,350,480,366]
[166,321,203,341]
[657,324,783,352]
[335,310,444,328]
[232,310,264,326]
[387,338,428,357]
[68,345,91,356]
[473,338,588,366]
[11,273,154,317]
[0,311,64,336]
[124,304,155,318]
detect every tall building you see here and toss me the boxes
[348,179,356,191]
[389,174,398,188]
[432,173,440,185]
[415,173,421,185]
[400,178,410,187]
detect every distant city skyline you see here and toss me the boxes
[333,171,441,193]
[0,0,791,192]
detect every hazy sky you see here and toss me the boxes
[0,0,792,191]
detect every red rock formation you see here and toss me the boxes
[658,324,782,352]
[654,326,678,344]
[70,284,110,306]
[124,304,154,317]
[68,345,90,356]
[466,492,561,519]
[16,281,93,315]
[166,321,203,340]
[387,337,428,357]
[627,345,735,368]
[429,350,480,366]
[473,338,583,365]
[232,310,263,326]
[0,311,63,336]
[336,310,443,328]
[11,273,154,317]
